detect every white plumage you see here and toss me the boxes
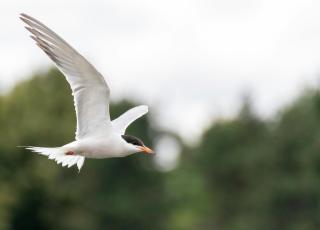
[20,13,154,172]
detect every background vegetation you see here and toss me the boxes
[0,69,320,229]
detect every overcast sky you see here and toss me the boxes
[2,0,320,142]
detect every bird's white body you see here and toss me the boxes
[20,13,153,171]
[64,133,136,159]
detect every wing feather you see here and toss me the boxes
[20,13,111,139]
[112,105,148,134]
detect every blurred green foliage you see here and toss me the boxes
[0,69,320,229]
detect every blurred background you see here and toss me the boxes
[2,0,320,229]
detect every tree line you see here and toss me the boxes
[0,69,319,229]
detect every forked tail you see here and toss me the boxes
[22,146,85,172]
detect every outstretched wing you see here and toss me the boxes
[20,13,111,139]
[112,105,148,134]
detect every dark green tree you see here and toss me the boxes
[180,90,320,230]
[0,69,169,230]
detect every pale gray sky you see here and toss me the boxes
[2,0,320,143]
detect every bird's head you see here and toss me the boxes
[121,135,154,154]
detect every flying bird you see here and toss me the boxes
[19,13,154,172]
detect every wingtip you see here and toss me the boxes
[19,15,26,22]
[137,105,148,110]
[19,13,36,23]
[142,105,148,112]
[20,13,29,18]
[19,13,27,20]
[25,26,33,32]
[19,16,30,25]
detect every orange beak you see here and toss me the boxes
[139,146,155,154]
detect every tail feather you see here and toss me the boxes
[77,156,85,170]
[23,146,85,171]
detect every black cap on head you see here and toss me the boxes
[121,135,144,147]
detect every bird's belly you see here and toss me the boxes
[74,138,128,159]
[83,147,126,159]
